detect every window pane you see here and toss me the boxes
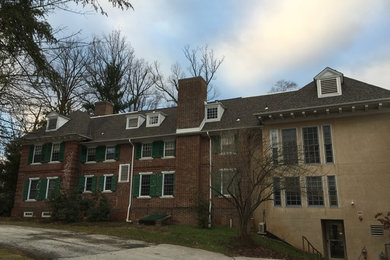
[149,115,159,125]
[46,179,57,198]
[48,118,57,130]
[28,179,39,200]
[282,129,298,164]
[323,125,334,163]
[327,176,338,207]
[207,107,218,119]
[127,118,138,128]
[302,127,320,164]
[273,177,281,206]
[221,170,236,195]
[164,141,175,157]
[33,145,42,163]
[306,176,324,206]
[142,143,152,158]
[106,146,115,160]
[87,148,96,161]
[51,143,60,161]
[119,165,129,182]
[140,175,151,196]
[221,135,235,153]
[163,173,174,196]
[285,177,301,206]
[85,177,93,191]
[104,176,112,191]
[270,130,279,164]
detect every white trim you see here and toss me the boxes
[176,118,206,134]
[27,177,40,201]
[317,77,342,98]
[280,127,299,164]
[163,140,176,158]
[161,171,175,197]
[23,211,34,217]
[45,177,59,199]
[322,124,335,164]
[105,146,116,161]
[270,129,279,165]
[305,176,325,207]
[49,143,61,162]
[138,172,153,198]
[126,115,145,129]
[140,143,152,159]
[301,125,321,165]
[146,112,165,127]
[118,164,130,183]
[205,103,225,122]
[103,174,114,192]
[83,175,94,193]
[32,145,43,164]
[41,211,52,218]
[219,168,236,196]
[86,147,96,162]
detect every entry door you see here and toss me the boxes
[325,221,346,260]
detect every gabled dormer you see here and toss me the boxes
[126,115,145,129]
[146,112,166,127]
[205,102,225,122]
[314,67,343,98]
[45,112,69,131]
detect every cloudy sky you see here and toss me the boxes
[49,0,390,100]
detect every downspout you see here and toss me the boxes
[207,131,212,228]
[126,138,135,222]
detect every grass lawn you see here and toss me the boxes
[0,248,33,260]
[0,220,319,260]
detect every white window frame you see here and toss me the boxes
[270,129,279,165]
[126,115,145,129]
[86,147,96,163]
[45,177,59,199]
[103,174,114,192]
[27,177,40,201]
[317,77,342,98]
[305,176,325,207]
[219,168,236,197]
[161,171,175,198]
[32,145,43,164]
[163,140,176,158]
[23,212,34,217]
[205,103,224,122]
[221,134,236,154]
[326,175,339,208]
[118,164,130,183]
[49,143,61,163]
[322,125,335,164]
[281,128,299,165]
[41,211,52,218]
[105,146,116,161]
[84,175,94,193]
[301,125,321,165]
[141,143,153,159]
[138,172,152,198]
[146,112,165,127]
[46,117,58,131]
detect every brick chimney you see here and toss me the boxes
[94,101,114,116]
[176,77,207,129]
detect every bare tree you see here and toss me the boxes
[213,129,309,241]
[153,45,224,105]
[269,80,297,93]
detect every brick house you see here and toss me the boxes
[12,68,390,259]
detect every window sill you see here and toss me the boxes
[307,205,325,208]
[285,205,302,208]
[83,191,93,194]
[102,190,113,193]
[85,161,96,164]
[26,199,37,202]
[162,156,175,159]
[160,195,174,198]
[30,163,42,165]
[137,196,151,199]
[48,161,60,164]
[220,152,236,155]
[118,180,129,183]
[139,157,152,161]
[103,159,115,163]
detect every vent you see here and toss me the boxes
[370,225,384,236]
[41,212,52,218]
[321,78,338,95]
[23,212,33,217]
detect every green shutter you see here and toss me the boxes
[91,176,97,191]
[59,142,65,162]
[133,174,140,197]
[214,136,221,154]
[115,144,121,160]
[28,145,34,164]
[155,173,162,197]
[152,141,164,158]
[111,176,117,192]
[150,174,157,196]
[55,178,61,196]
[80,146,87,163]
[98,176,104,191]
[41,143,52,163]
[37,178,47,200]
[96,146,106,162]
[78,176,85,193]
[213,172,221,196]
[23,179,30,201]
[135,143,142,159]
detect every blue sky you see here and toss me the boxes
[49,0,390,100]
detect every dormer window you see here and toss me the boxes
[146,112,165,127]
[314,67,343,98]
[205,102,224,122]
[126,115,145,129]
[45,112,69,131]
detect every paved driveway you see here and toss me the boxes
[0,225,272,260]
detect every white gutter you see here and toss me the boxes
[207,131,212,228]
[126,138,135,222]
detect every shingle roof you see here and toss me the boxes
[23,75,390,143]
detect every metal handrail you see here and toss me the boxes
[302,236,323,260]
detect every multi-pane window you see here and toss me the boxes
[149,115,159,125]
[47,118,57,130]
[105,146,115,160]
[285,177,301,206]
[207,107,218,120]
[142,143,152,158]
[127,118,138,128]
[327,176,338,207]
[84,176,93,192]
[273,177,281,206]
[302,127,320,164]
[140,174,151,196]
[164,141,175,157]
[28,179,39,200]
[33,145,42,163]
[220,169,236,196]
[306,176,324,206]
[104,175,113,192]
[163,173,174,196]
[87,147,96,162]
[221,134,235,153]
[50,143,60,162]
[270,130,279,164]
[119,164,130,182]
[46,178,57,199]
[323,125,334,163]
[282,129,298,164]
